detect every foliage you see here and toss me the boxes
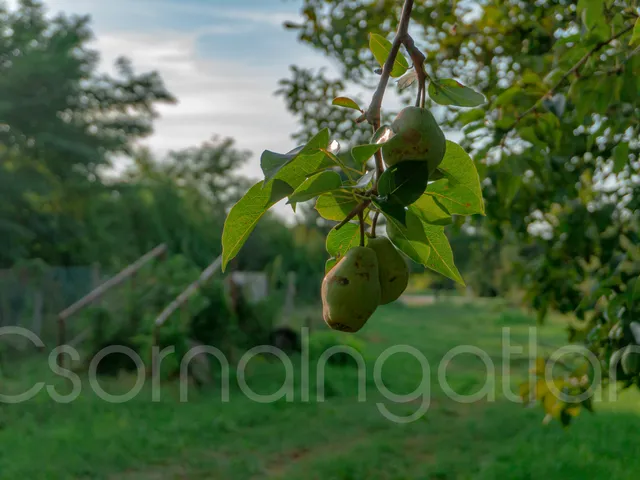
[0,0,175,266]
[5,301,640,479]
[307,330,366,367]
[222,19,486,292]
[277,0,640,423]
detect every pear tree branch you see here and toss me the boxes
[338,0,418,231]
[506,23,635,133]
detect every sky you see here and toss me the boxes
[7,0,407,219]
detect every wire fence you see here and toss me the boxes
[0,265,106,355]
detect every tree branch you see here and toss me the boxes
[347,0,418,234]
[364,0,415,130]
[402,33,428,108]
[510,23,635,129]
[335,199,372,231]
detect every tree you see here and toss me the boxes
[222,2,485,332]
[0,0,175,267]
[276,0,640,424]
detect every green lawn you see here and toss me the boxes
[1,299,640,479]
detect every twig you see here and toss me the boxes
[402,34,429,108]
[344,0,417,233]
[364,0,415,130]
[508,23,635,130]
[335,199,372,230]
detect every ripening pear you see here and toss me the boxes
[621,345,640,376]
[367,236,409,305]
[321,246,381,332]
[382,106,446,174]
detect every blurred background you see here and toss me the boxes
[1,0,639,478]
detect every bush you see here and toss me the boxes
[307,330,366,367]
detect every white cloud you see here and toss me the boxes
[95,30,313,183]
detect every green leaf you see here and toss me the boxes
[315,192,359,222]
[388,206,464,284]
[287,171,342,204]
[428,79,486,107]
[332,96,362,111]
[496,172,522,206]
[377,161,430,206]
[578,0,605,32]
[411,195,452,226]
[386,209,431,266]
[351,143,383,165]
[414,215,465,286]
[519,126,546,149]
[326,222,360,258]
[372,198,407,226]
[222,151,327,271]
[260,128,330,183]
[613,142,629,174]
[426,141,484,216]
[369,33,409,78]
[631,17,640,46]
[345,170,375,190]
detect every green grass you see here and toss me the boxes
[1,299,640,479]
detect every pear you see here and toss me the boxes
[321,246,381,332]
[381,106,446,174]
[367,236,409,304]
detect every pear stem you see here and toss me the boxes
[358,211,365,247]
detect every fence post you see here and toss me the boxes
[32,290,44,350]
[57,314,66,368]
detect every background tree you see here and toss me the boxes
[275,0,640,417]
[0,0,175,267]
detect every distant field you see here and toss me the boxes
[1,299,639,479]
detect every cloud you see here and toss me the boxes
[5,0,337,221]
[96,30,300,174]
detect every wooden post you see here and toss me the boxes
[153,256,222,329]
[58,244,167,323]
[57,315,66,368]
[56,244,167,359]
[32,290,44,350]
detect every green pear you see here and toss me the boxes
[367,236,409,304]
[321,246,381,332]
[621,345,640,376]
[381,106,446,174]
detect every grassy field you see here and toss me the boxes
[1,298,640,479]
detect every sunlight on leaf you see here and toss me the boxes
[287,171,343,204]
[332,96,362,111]
[425,141,484,216]
[260,128,330,183]
[315,192,359,222]
[369,33,409,78]
[326,222,361,258]
[398,70,418,90]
